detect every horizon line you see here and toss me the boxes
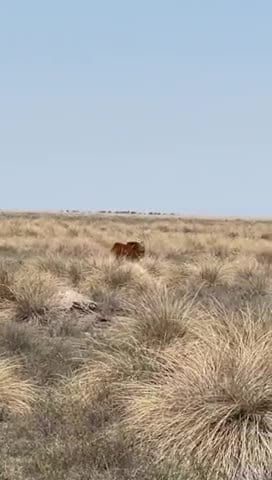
[0,209,271,222]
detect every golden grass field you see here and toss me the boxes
[1,212,272,480]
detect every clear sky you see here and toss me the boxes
[1,1,272,216]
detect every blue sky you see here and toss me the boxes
[1,1,272,216]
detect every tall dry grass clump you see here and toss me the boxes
[184,254,236,288]
[117,283,200,348]
[121,316,272,480]
[32,253,90,287]
[233,256,272,297]
[8,269,63,322]
[60,283,200,455]
[62,340,160,411]
[0,265,15,303]
[0,358,37,416]
[80,255,155,298]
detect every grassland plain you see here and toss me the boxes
[0,212,272,480]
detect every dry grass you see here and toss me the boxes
[114,283,200,347]
[121,317,272,480]
[6,270,63,323]
[0,358,37,417]
[1,212,272,479]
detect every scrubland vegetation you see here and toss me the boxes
[0,212,272,480]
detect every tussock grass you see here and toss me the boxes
[121,318,272,480]
[62,340,160,410]
[183,255,236,288]
[89,286,126,317]
[0,320,38,356]
[8,270,63,322]
[0,320,88,386]
[34,253,90,287]
[0,358,37,416]
[234,258,272,298]
[33,253,70,277]
[80,256,154,296]
[256,247,272,265]
[140,254,172,279]
[116,283,200,347]
[0,260,17,302]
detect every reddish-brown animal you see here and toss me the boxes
[111,241,145,260]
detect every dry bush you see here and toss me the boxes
[121,317,272,480]
[0,358,37,417]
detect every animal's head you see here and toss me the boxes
[126,241,145,258]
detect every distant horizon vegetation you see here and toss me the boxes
[0,209,272,222]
